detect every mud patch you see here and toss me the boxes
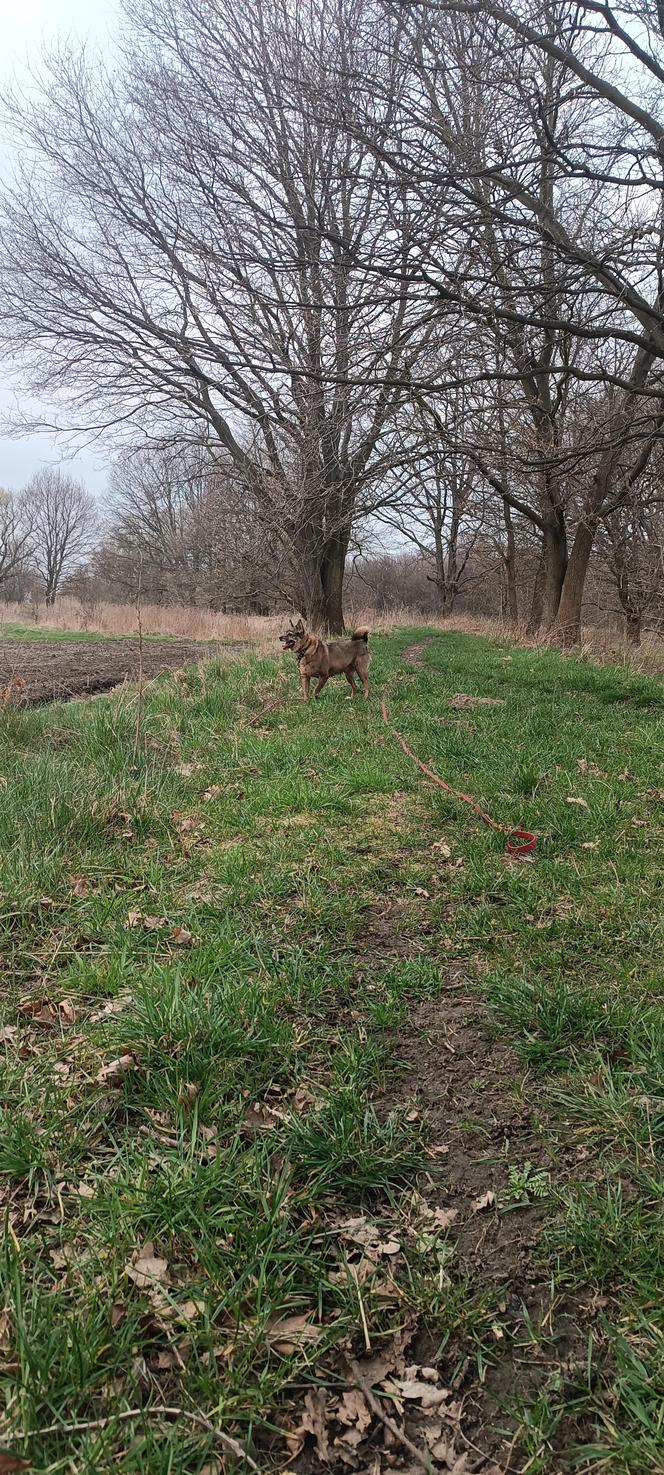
[0,637,247,706]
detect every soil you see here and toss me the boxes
[0,637,246,707]
[401,639,433,668]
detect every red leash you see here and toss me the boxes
[380,700,537,860]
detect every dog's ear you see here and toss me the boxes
[295,617,305,632]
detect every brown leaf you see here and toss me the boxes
[59,999,77,1026]
[566,796,589,809]
[111,1304,126,1329]
[170,926,198,947]
[202,785,222,801]
[96,1052,138,1085]
[0,1027,18,1045]
[336,1388,372,1434]
[393,1377,450,1409]
[0,1455,33,1472]
[69,875,89,897]
[432,1207,459,1231]
[431,840,452,860]
[243,1101,286,1132]
[472,1190,496,1213]
[266,1312,320,1354]
[0,1311,11,1350]
[126,910,143,928]
[298,1387,330,1462]
[125,1242,170,1290]
[177,1080,200,1105]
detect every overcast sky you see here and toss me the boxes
[0,0,119,494]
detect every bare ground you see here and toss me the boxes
[0,637,247,706]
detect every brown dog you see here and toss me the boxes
[279,618,370,700]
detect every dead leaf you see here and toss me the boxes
[393,1377,450,1409]
[266,1312,320,1354]
[75,1182,95,1199]
[177,1080,199,1105]
[414,887,430,899]
[202,785,222,801]
[432,1207,459,1231]
[59,999,77,1026]
[472,1190,496,1212]
[0,1455,33,1473]
[170,926,198,947]
[566,796,589,809]
[431,840,452,860]
[243,1101,286,1132]
[111,1304,125,1329]
[581,840,600,850]
[0,1027,18,1045]
[299,1387,330,1462]
[125,1242,170,1290]
[96,1052,138,1086]
[89,996,130,1024]
[336,1389,372,1434]
[69,875,89,897]
[126,910,143,928]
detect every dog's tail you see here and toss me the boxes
[352,626,369,642]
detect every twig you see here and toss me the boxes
[132,553,144,765]
[345,1358,433,1474]
[17,1405,260,1470]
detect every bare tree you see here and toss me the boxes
[0,490,33,589]
[0,0,438,631]
[22,470,96,604]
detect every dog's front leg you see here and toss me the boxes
[301,671,310,701]
[313,675,329,699]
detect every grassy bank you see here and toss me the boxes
[0,630,663,1473]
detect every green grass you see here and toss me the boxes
[0,622,114,641]
[0,628,663,1471]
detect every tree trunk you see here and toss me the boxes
[320,529,349,633]
[541,521,568,627]
[552,518,596,647]
[625,609,642,645]
[503,500,518,624]
[527,544,546,634]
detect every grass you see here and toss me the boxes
[0,627,663,1471]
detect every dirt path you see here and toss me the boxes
[401,638,434,667]
[0,637,247,706]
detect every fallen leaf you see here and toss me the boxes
[59,999,77,1026]
[431,840,452,859]
[75,1182,95,1200]
[126,910,143,928]
[243,1101,286,1132]
[581,840,600,850]
[170,926,198,947]
[111,1304,125,1329]
[125,1242,170,1290]
[393,1377,450,1409]
[472,1190,496,1212]
[266,1312,320,1354]
[0,1027,17,1045]
[0,1455,33,1473]
[335,1388,372,1434]
[96,1052,138,1085]
[177,1080,199,1105]
[414,887,430,899]
[298,1387,330,1462]
[69,875,89,897]
[202,785,222,801]
[566,796,589,809]
[432,1207,459,1231]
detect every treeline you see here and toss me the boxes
[2,0,664,642]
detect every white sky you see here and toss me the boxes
[0,0,119,494]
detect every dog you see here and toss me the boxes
[279,617,370,700]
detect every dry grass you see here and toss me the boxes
[1,596,663,673]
